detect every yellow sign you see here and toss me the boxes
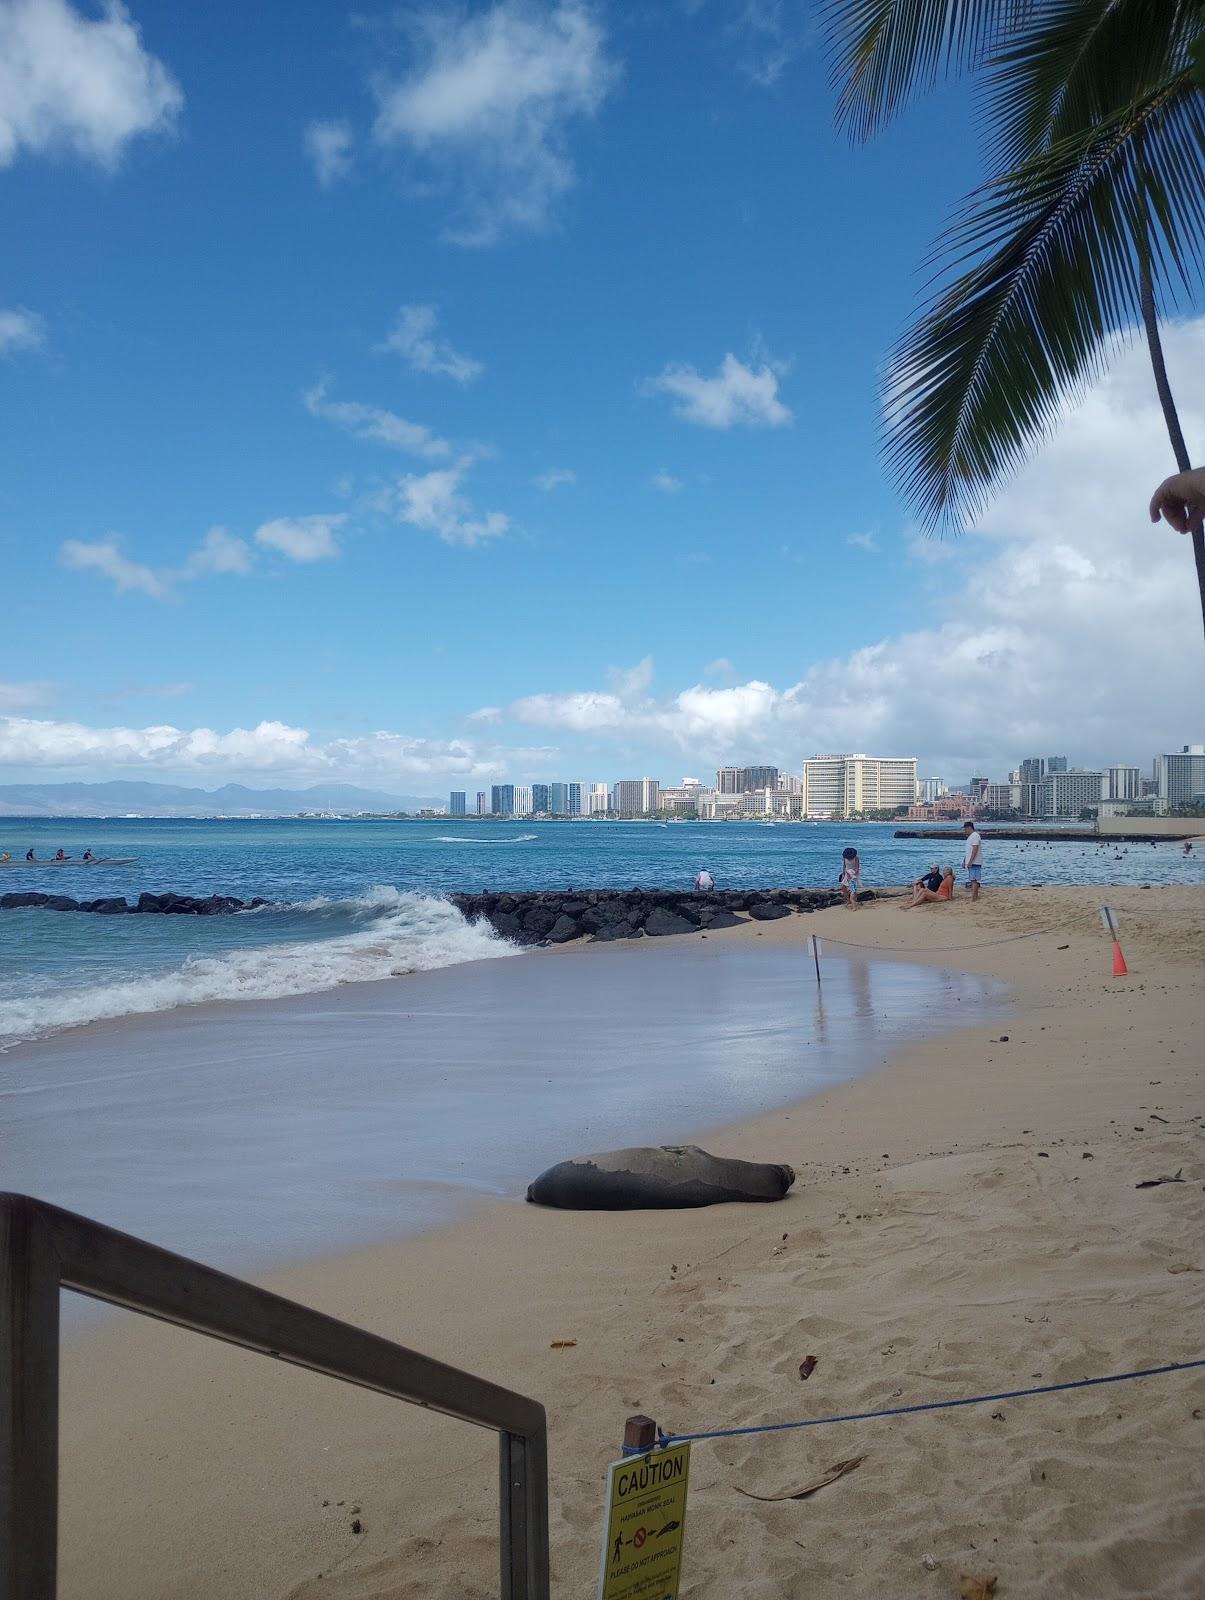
[597,1442,691,1600]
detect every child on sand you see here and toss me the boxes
[838,846,862,909]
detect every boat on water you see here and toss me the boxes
[0,857,139,868]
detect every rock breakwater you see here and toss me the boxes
[0,891,267,915]
[449,886,854,945]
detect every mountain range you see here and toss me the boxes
[0,782,443,817]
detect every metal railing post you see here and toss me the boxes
[0,1196,60,1600]
[499,1426,550,1600]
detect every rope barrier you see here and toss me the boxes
[813,927,1061,954]
[620,1360,1205,1454]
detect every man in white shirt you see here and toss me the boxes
[694,868,715,892]
[962,820,983,901]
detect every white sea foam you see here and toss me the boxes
[0,890,516,1051]
[434,834,538,843]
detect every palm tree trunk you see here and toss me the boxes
[1137,211,1205,642]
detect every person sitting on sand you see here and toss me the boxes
[912,862,942,895]
[838,846,862,909]
[694,868,715,892]
[905,865,955,908]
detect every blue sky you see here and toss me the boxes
[1,0,1201,795]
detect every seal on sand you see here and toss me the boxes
[526,1144,795,1211]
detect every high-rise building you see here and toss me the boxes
[1037,769,1104,815]
[587,782,611,815]
[490,784,514,816]
[613,778,660,817]
[567,782,582,816]
[970,776,990,800]
[548,782,568,815]
[476,790,488,816]
[531,783,550,815]
[513,785,533,816]
[920,777,946,803]
[741,765,779,792]
[1019,757,1045,787]
[449,791,466,816]
[1047,756,1068,774]
[802,754,918,818]
[1155,745,1205,808]
[1105,765,1141,802]
[716,766,743,794]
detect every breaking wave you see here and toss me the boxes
[434,834,539,844]
[0,888,516,1050]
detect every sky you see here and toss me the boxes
[1,0,1202,798]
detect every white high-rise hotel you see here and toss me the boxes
[802,753,919,818]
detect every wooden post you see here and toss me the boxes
[811,934,822,985]
[623,1414,657,1455]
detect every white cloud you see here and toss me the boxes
[304,118,353,187]
[651,468,683,493]
[847,528,879,553]
[0,713,557,785]
[254,514,345,564]
[392,464,509,547]
[382,303,483,383]
[725,0,807,87]
[182,526,253,577]
[533,466,576,491]
[494,323,1205,772]
[0,0,182,170]
[704,656,735,681]
[303,380,452,458]
[468,705,503,722]
[0,679,55,709]
[0,306,46,355]
[644,352,792,429]
[60,537,172,599]
[371,0,618,244]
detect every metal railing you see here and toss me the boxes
[0,1193,549,1600]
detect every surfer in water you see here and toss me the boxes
[26,848,35,862]
[83,848,95,862]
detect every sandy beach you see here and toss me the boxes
[56,884,1204,1599]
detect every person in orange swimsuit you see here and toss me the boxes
[904,865,955,908]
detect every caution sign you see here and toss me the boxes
[597,1442,690,1600]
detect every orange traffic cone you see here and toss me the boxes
[1111,940,1128,977]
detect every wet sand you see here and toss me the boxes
[47,885,1205,1597]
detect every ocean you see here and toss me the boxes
[0,816,1194,1052]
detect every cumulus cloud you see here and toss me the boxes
[0,306,46,355]
[533,466,576,491]
[371,0,618,244]
[847,528,879,553]
[60,536,172,599]
[391,465,509,546]
[492,324,1205,773]
[0,679,55,709]
[651,468,683,493]
[644,352,792,429]
[0,713,557,785]
[182,526,253,577]
[468,705,503,722]
[304,118,353,187]
[254,514,345,564]
[0,0,182,170]
[382,303,483,383]
[303,379,452,458]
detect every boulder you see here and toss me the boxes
[44,895,80,913]
[527,1144,795,1211]
[522,908,557,937]
[698,909,745,929]
[546,913,584,943]
[644,907,695,937]
[749,902,791,921]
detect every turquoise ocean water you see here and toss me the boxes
[0,816,1196,1051]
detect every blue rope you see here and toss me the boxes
[621,1359,1205,1454]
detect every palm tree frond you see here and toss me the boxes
[820,0,1024,141]
[886,83,1205,530]
[987,0,1200,169]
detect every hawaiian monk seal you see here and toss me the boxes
[526,1144,795,1210]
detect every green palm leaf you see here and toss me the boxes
[886,80,1205,528]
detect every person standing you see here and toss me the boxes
[838,845,862,909]
[694,868,715,892]
[962,820,983,901]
